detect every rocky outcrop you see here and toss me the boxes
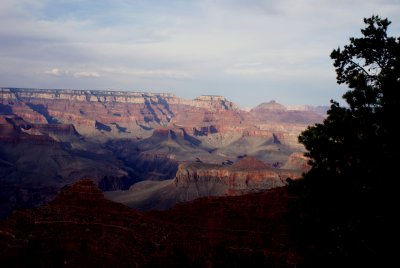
[232,155,271,169]
[252,100,287,111]
[0,114,84,145]
[174,160,301,195]
[106,156,302,211]
[249,100,325,125]
[0,115,56,144]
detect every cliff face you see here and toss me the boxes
[1,88,241,137]
[1,88,323,143]
[0,114,83,144]
[173,157,302,197]
[0,115,57,144]
[174,162,290,194]
[105,156,302,211]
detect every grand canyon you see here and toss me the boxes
[0,87,326,266]
[1,8,395,266]
[0,88,325,215]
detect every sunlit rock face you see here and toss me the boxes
[105,156,304,211]
[1,88,324,141]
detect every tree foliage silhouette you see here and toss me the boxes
[300,15,399,185]
[292,15,399,266]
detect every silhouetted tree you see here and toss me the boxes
[291,15,399,267]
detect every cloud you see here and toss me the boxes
[74,71,100,78]
[102,67,192,79]
[45,68,68,76]
[225,62,332,81]
[45,68,100,78]
[225,64,275,76]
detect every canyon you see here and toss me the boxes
[0,87,324,216]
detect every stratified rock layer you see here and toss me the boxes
[105,156,303,211]
[1,88,324,143]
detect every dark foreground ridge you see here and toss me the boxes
[0,179,298,267]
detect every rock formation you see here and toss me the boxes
[105,156,303,211]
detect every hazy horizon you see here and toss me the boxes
[1,0,399,108]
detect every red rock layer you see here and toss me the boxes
[1,88,324,144]
[174,161,302,195]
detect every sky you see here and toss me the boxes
[0,0,399,108]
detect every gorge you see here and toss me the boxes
[0,87,325,216]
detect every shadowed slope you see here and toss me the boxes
[0,180,300,267]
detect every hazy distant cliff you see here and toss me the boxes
[1,87,324,141]
[0,88,242,137]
